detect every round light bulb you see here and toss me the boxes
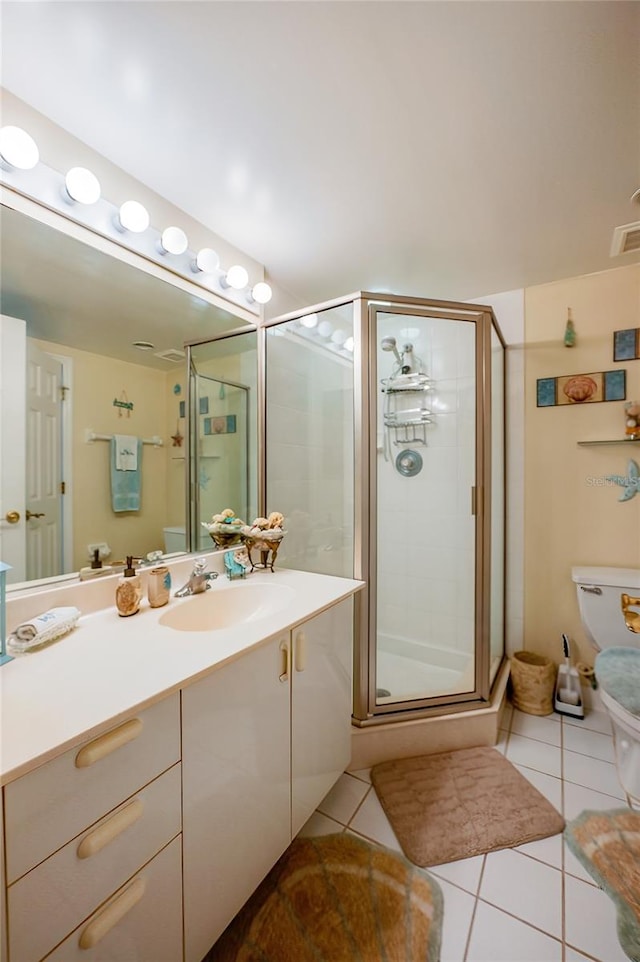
[64,166,101,204]
[194,248,220,273]
[301,313,318,329]
[344,336,354,353]
[0,126,39,170]
[118,200,150,233]
[224,265,249,290]
[331,329,347,346]
[250,282,272,304]
[160,226,188,255]
[318,320,333,338]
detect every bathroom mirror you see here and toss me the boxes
[0,201,252,587]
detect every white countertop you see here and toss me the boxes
[0,568,363,785]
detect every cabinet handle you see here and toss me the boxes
[77,799,144,860]
[279,639,290,683]
[75,718,143,768]
[78,877,146,950]
[294,631,307,672]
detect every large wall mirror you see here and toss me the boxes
[0,198,253,587]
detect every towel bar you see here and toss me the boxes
[85,429,163,447]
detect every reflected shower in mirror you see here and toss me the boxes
[0,202,249,586]
[188,333,258,549]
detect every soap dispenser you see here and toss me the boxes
[115,556,142,617]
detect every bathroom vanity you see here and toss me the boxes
[0,565,362,962]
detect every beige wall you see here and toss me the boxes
[34,338,172,570]
[524,263,640,667]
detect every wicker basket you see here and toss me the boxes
[510,651,556,716]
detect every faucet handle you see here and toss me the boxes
[193,557,208,573]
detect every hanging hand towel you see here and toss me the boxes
[111,437,142,512]
[114,434,138,471]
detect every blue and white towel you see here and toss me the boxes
[111,437,142,512]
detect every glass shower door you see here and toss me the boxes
[372,306,480,709]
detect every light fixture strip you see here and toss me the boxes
[0,149,261,317]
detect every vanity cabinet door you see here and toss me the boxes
[181,636,291,962]
[291,598,353,836]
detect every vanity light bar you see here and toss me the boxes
[0,125,267,316]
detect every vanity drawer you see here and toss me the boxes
[4,693,180,884]
[42,835,183,962]
[8,763,181,962]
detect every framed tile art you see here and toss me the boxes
[536,369,626,407]
[613,328,640,362]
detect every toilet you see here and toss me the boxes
[572,566,640,806]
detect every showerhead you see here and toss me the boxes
[381,336,402,365]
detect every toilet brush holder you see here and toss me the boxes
[554,664,584,718]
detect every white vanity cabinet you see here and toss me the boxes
[182,597,353,962]
[3,695,183,962]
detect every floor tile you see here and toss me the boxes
[515,832,563,869]
[428,854,484,895]
[480,848,562,937]
[563,780,628,820]
[506,732,562,777]
[346,768,372,783]
[562,724,614,763]
[436,876,475,962]
[348,789,403,853]
[316,772,370,824]
[511,711,562,746]
[565,873,629,962]
[466,899,562,962]
[514,764,563,810]
[563,841,597,886]
[565,708,612,736]
[563,749,624,799]
[297,811,344,838]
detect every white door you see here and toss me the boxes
[291,598,353,836]
[0,315,26,583]
[26,341,63,580]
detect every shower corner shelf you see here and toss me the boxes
[577,438,640,446]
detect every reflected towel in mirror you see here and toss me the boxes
[111,437,142,512]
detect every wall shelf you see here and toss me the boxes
[577,439,640,446]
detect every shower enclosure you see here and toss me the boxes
[187,293,505,724]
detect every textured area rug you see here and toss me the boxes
[207,833,443,962]
[372,746,565,866]
[565,808,640,962]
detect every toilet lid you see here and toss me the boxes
[595,648,640,718]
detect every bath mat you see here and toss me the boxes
[206,833,443,962]
[565,808,640,962]
[371,746,565,866]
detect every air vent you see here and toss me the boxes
[154,348,186,363]
[610,221,640,256]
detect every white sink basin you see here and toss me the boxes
[158,582,295,633]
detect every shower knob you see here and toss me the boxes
[395,449,423,477]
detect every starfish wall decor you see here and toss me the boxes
[606,459,640,502]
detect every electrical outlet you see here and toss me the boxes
[87,542,111,560]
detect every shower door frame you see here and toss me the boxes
[352,294,501,724]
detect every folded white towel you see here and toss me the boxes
[114,435,138,471]
[8,606,81,652]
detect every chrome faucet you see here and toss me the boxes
[175,558,218,597]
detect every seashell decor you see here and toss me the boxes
[562,375,597,403]
[202,509,286,569]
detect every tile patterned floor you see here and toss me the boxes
[299,700,631,962]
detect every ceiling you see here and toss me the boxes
[1,1,639,308]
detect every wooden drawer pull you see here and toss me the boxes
[79,877,146,950]
[77,799,144,860]
[75,718,143,768]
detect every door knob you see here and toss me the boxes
[5,511,20,524]
[26,510,45,520]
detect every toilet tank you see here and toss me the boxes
[572,566,640,651]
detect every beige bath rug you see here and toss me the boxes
[372,746,565,866]
[565,808,640,962]
[206,833,443,962]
